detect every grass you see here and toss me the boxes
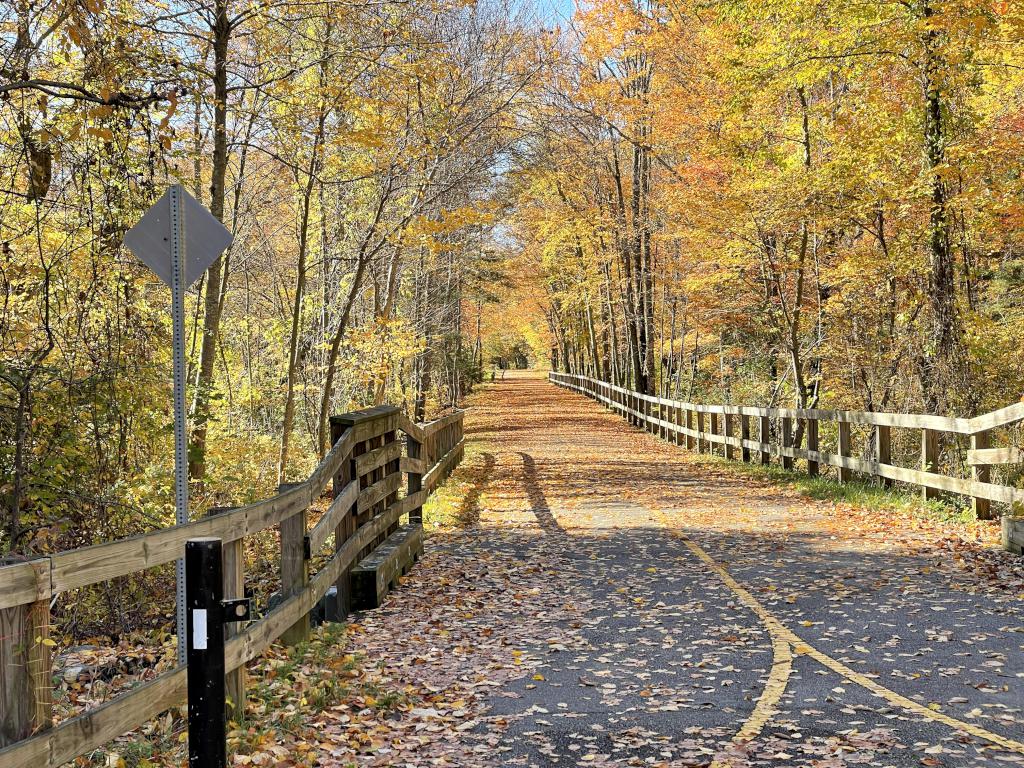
[687,450,979,526]
[422,439,491,530]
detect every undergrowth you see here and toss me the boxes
[84,621,407,768]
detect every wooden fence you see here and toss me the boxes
[549,372,1024,554]
[0,405,464,767]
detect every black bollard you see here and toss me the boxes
[186,537,226,768]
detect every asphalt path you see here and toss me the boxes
[337,373,1024,767]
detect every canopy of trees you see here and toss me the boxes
[509,0,1024,422]
[1,0,543,557]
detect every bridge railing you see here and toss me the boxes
[0,405,464,767]
[549,372,1024,553]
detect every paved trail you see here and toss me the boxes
[325,374,1024,768]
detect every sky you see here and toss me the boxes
[532,0,576,28]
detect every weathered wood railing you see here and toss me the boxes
[549,372,1024,553]
[0,405,464,766]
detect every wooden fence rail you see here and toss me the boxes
[549,372,1024,554]
[0,405,464,767]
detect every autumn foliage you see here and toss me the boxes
[506,0,1024,424]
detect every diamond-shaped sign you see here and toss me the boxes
[124,186,232,287]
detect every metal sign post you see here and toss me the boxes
[170,185,189,665]
[124,184,233,666]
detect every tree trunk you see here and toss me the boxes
[189,0,231,482]
[920,0,960,413]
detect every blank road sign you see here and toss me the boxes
[124,186,232,287]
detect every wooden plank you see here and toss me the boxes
[0,728,48,767]
[227,495,411,672]
[400,456,427,475]
[0,559,49,615]
[307,479,358,554]
[354,441,402,476]
[48,483,310,596]
[307,428,353,500]
[968,401,1024,432]
[558,373,1024,525]
[967,445,1021,466]
[729,436,1024,506]
[0,666,189,768]
[674,402,683,447]
[49,668,186,767]
[332,416,357,621]
[350,523,424,610]
[356,473,403,515]
[420,411,463,438]
[395,413,426,444]
[423,439,465,493]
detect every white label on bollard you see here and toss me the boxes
[192,609,208,650]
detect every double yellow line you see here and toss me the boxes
[661,518,1024,755]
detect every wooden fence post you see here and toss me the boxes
[740,415,751,463]
[685,410,695,450]
[279,485,310,645]
[710,413,719,456]
[724,414,735,460]
[330,416,357,618]
[921,428,940,501]
[759,415,771,465]
[674,402,682,446]
[806,418,819,477]
[384,429,401,536]
[0,558,52,747]
[696,411,705,453]
[781,417,794,470]
[208,509,245,719]
[971,430,993,520]
[222,535,245,717]
[837,421,852,483]
[876,425,893,488]
[407,433,424,526]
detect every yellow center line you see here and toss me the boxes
[663,520,1024,755]
[734,633,792,743]
[654,510,794,744]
